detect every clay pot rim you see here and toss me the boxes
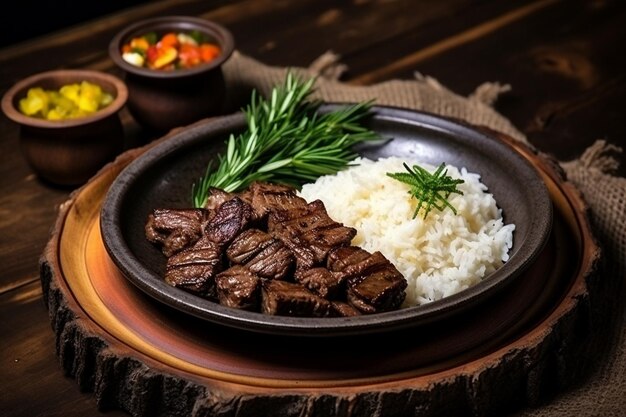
[108,16,235,80]
[1,69,128,129]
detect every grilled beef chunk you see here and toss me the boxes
[205,188,235,211]
[327,247,407,313]
[226,229,275,264]
[240,182,308,222]
[268,200,356,270]
[205,197,254,246]
[270,234,316,271]
[346,262,407,313]
[295,267,342,299]
[145,208,210,257]
[226,229,295,280]
[215,266,261,310]
[330,301,362,317]
[164,198,254,297]
[261,279,331,317]
[335,251,390,283]
[165,236,223,298]
[203,182,307,224]
[327,246,371,273]
[246,240,294,280]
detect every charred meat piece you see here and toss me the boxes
[330,301,362,317]
[145,208,210,257]
[203,182,307,223]
[328,247,407,313]
[268,200,356,270]
[334,251,391,284]
[204,197,254,246]
[226,228,275,264]
[347,264,407,314]
[215,266,261,310]
[205,188,235,211]
[239,182,308,222]
[295,267,343,299]
[261,280,332,317]
[165,236,223,298]
[327,246,371,273]
[226,229,295,280]
[303,224,357,263]
[272,234,316,271]
[268,200,335,233]
[246,240,294,280]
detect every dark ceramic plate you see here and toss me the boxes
[100,105,552,337]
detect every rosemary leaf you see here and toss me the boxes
[387,162,465,219]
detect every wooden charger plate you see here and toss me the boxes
[41,115,599,416]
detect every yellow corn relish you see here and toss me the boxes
[19,81,113,120]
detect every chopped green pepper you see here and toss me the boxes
[143,31,158,45]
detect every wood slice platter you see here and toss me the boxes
[40,121,600,417]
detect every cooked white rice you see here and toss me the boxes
[298,157,515,307]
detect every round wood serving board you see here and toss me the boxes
[41,123,600,416]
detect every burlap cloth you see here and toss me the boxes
[217,51,626,416]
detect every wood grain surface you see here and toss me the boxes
[1,0,625,416]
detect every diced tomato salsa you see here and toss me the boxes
[121,30,221,70]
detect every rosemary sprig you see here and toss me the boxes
[387,162,465,219]
[191,72,379,208]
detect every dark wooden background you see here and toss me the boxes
[1,0,625,416]
[0,0,151,47]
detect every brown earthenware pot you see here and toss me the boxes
[1,70,128,186]
[108,16,235,133]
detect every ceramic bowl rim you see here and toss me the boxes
[108,15,235,79]
[1,69,128,129]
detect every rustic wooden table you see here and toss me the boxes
[1,1,624,416]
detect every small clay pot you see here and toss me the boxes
[109,16,235,133]
[1,70,128,186]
